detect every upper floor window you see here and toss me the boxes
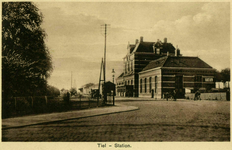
[128,62,130,71]
[131,61,133,71]
[195,76,202,82]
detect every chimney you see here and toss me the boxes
[164,38,167,43]
[175,46,178,56]
[140,36,143,42]
[177,49,180,56]
[135,39,139,44]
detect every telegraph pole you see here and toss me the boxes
[101,24,110,104]
[103,24,108,85]
[71,71,72,89]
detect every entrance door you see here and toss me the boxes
[151,89,154,98]
[175,75,184,98]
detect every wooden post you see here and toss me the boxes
[45,96,48,105]
[14,97,17,109]
[113,91,115,106]
[31,96,34,107]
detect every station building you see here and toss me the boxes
[116,37,216,99]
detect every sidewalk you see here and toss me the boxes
[115,97,176,101]
[2,104,138,129]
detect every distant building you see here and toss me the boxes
[216,81,230,89]
[79,81,115,96]
[116,37,216,99]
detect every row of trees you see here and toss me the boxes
[215,68,230,84]
[2,2,58,99]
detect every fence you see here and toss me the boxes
[70,95,104,109]
[2,95,107,119]
[185,92,229,101]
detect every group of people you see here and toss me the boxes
[194,90,201,100]
[165,90,201,101]
[165,90,177,101]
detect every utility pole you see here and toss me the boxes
[71,71,72,89]
[103,24,109,85]
[98,58,104,107]
[101,24,110,104]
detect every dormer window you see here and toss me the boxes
[157,48,160,54]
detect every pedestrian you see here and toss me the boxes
[165,92,169,101]
[66,92,70,103]
[173,90,176,101]
[194,90,200,100]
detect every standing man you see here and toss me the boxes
[66,91,70,103]
[173,90,176,101]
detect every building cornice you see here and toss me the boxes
[161,67,215,70]
[138,67,161,74]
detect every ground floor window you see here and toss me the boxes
[149,77,152,93]
[145,78,147,93]
[140,79,142,93]
[155,76,157,93]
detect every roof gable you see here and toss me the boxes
[141,56,213,72]
[117,72,124,79]
[163,57,213,68]
[133,42,176,53]
[142,56,168,71]
[135,42,155,53]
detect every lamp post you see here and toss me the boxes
[112,69,115,83]
[112,69,115,105]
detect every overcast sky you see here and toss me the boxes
[35,2,230,90]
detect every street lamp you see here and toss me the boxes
[112,69,115,106]
[112,69,115,83]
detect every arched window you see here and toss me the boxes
[155,76,157,93]
[145,78,147,93]
[131,80,133,85]
[131,61,133,71]
[149,77,152,93]
[125,63,127,73]
[140,79,142,93]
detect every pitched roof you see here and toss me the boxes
[142,56,168,71]
[163,56,213,68]
[135,42,155,53]
[129,44,136,53]
[142,56,213,72]
[117,72,124,79]
[133,42,176,53]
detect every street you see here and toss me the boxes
[2,100,230,141]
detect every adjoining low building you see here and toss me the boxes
[116,37,216,99]
[138,56,215,99]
